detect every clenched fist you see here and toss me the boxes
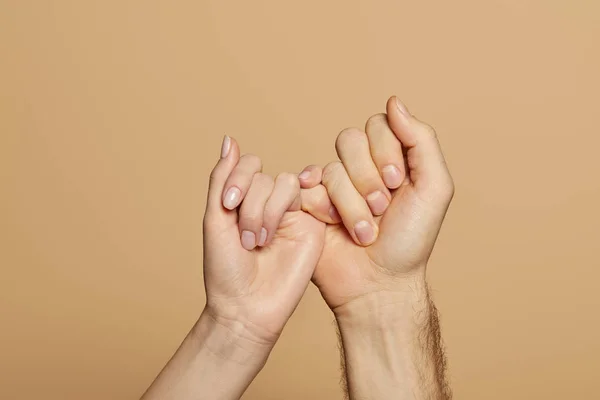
[300,96,454,311]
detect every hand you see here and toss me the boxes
[141,137,326,400]
[300,96,454,311]
[203,136,326,344]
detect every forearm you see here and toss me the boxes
[334,274,451,400]
[141,308,273,400]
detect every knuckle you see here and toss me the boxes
[240,154,263,170]
[322,161,344,184]
[336,127,366,150]
[420,122,437,138]
[253,172,273,186]
[322,162,347,196]
[276,172,300,190]
[365,113,388,131]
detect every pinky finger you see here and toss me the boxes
[301,185,342,225]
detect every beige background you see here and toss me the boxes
[1,1,599,399]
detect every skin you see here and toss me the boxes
[141,137,325,400]
[141,96,454,399]
[300,96,454,399]
[203,138,325,343]
[300,96,454,310]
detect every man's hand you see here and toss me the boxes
[142,136,326,400]
[300,96,454,310]
[300,96,454,399]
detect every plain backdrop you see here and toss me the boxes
[1,1,599,399]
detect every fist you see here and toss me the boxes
[299,97,454,310]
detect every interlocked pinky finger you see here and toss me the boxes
[298,165,323,189]
[300,185,341,225]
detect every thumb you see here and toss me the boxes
[386,96,453,200]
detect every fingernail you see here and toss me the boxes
[329,206,341,222]
[221,135,231,159]
[366,191,390,215]
[395,97,409,116]
[241,230,256,250]
[382,165,402,188]
[354,220,376,245]
[223,187,241,210]
[298,171,311,181]
[258,228,268,246]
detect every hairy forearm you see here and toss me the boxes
[334,274,451,400]
[140,308,272,400]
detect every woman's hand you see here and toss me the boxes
[203,136,326,344]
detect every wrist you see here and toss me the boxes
[140,308,273,400]
[194,307,274,367]
[331,272,450,400]
[333,272,430,332]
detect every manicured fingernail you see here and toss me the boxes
[366,191,390,215]
[258,228,268,246]
[382,165,402,188]
[223,187,241,210]
[395,97,409,116]
[298,171,311,181]
[221,135,231,159]
[329,206,341,222]
[354,220,376,245]
[241,230,256,250]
